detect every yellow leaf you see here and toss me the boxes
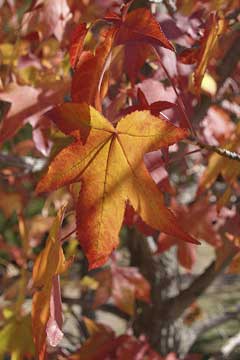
[32,207,72,359]
[0,44,15,65]
[193,13,226,94]
[80,276,99,290]
[201,73,217,96]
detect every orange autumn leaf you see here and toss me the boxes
[179,12,227,94]
[70,7,174,106]
[71,28,116,109]
[183,303,203,325]
[36,103,199,269]
[177,0,239,14]
[0,187,24,218]
[194,13,226,93]
[32,207,72,360]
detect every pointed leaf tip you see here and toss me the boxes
[37,106,198,269]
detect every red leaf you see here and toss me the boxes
[92,268,112,308]
[0,83,40,143]
[123,88,175,116]
[0,80,69,144]
[93,264,150,314]
[138,79,176,105]
[123,42,153,85]
[157,198,230,270]
[112,265,151,315]
[69,319,116,360]
[69,23,88,70]
[113,8,174,51]
[104,7,175,86]
[124,204,156,236]
[177,243,196,271]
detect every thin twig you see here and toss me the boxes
[169,148,201,165]
[60,228,77,243]
[221,331,240,358]
[99,304,130,321]
[197,306,240,337]
[155,49,196,136]
[185,138,240,162]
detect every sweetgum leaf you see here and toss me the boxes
[36,103,199,269]
[105,7,174,51]
[104,7,174,85]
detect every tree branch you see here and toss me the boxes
[0,153,45,173]
[197,306,240,337]
[161,247,236,323]
[126,227,156,285]
[99,304,130,321]
[185,138,240,161]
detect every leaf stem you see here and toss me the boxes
[60,228,77,243]
[186,138,240,162]
[155,49,196,136]
[169,148,201,165]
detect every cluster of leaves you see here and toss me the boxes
[0,0,239,359]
